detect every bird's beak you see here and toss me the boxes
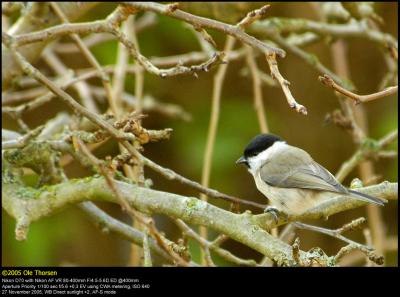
[236,156,246,165]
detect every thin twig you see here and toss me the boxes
[293,218,367,246]
[9,6,226,79]
[335,129,398,183]
[122,2,285,57]
[55,12,157,54]
[237,5,270,29]
[319,74,398,104]
[78,202,172,264]
[272,34,352,90]
[2,71,104,116]
[148,49,246,67]
[43,50,99,113]
[125,15,146,267]
[203,247,216,267]
[199,36,235,264]
[2,86,48,105]
[92,87,192,121]
[50,2,120,115]
[2,2,98,89]
[127,16,145,184]
[146,220,191,267]
[174,219,258,266]
[279,223,297,243]
[293,219,384,266]
[246,46,269,133]
[2,126,44,150]
[334,243,384,266]
[210,234,229,247]
[234,4,305,115]
[2,129,22,141]
[266,52,307,115]
[250,17,397,48]
[363,228,374,267]
[142,229,153,267]
[291,237,302,266]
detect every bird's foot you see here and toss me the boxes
[263,206,281,224]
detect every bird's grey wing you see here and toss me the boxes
[260,146,347,193]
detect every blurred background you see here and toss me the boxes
[2,2,398,266]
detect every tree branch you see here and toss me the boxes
[199,36,235,263]
[2,174,298,266]
[54,12,157,54]
[246,46,269,133]
[8,7,226,79]
[78,202,171,264]
[266,52,307,115]
[319,74,398,104]
[122,2,285,58]
[250,17,397,49]
[174,219,257,266]
[2,172,396,266]
[2,2,98,89]
[335,129,398,183]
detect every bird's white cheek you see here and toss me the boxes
[247,161,258,176]
[247,156,266,176]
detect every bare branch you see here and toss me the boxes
[174,219,257,266]
[271,34,352,90]
[291,237,302,266]
[246,46,269,133]
[199,36,236,263]
[142,230,153,267]
[293,217,384,266]
[334,243,384,266]
[237,5,270,29]
[78,202,172,264]
[250,17,397,49]
[122,2,285,57]
[54,12,157,54]
[2,126,44,149]
[2,2,98,89]
[319,74,398,104]
[3,162,395,267]
[335,129,398,183]
[293,218,369,247]
[266,52,307,115]
[0,174,332,266]
[8,10,225,79]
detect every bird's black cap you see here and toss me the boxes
[243,133,282,159]
[236,134,283,166]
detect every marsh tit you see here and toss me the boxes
[236,134,387,216]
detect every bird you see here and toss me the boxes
[236,133,387,217]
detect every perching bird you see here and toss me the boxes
[236,133,387,216]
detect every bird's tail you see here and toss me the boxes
[348,189,387,206]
